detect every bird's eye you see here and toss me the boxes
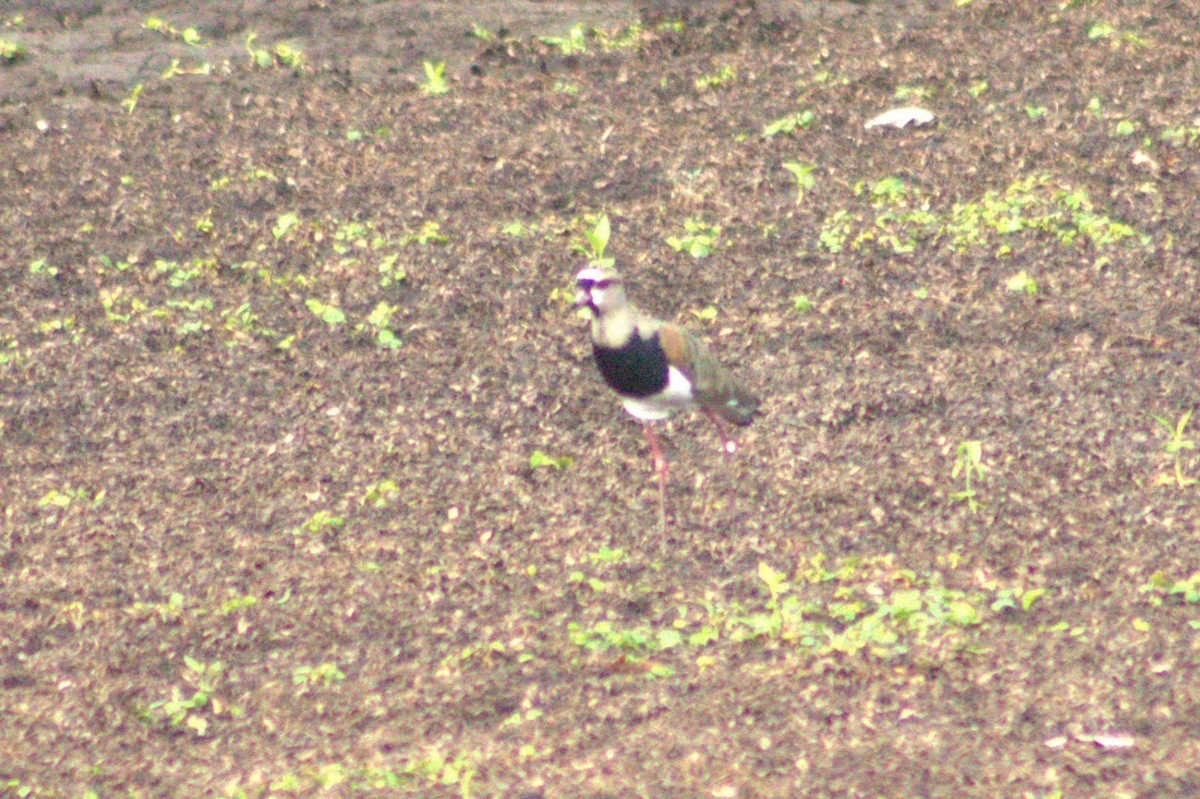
[577,279,595,290]
[594,279,611,290]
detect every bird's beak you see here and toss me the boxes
[574,287,590,307]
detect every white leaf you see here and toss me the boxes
[865,107,935,130]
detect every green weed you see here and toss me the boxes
[573,213,614,268]
[763,109,815,138]
[540,25,589,55]
[356,301,401,348]
[145,656,228,736]
[949,440,985,513]
[782,161,816,205]
[665,218,720,258]
[246,33,302,68]
[1139,571,1200,605]
[694,64,736,91]
[529,450,573,470]
[420,60,449,94]
[1006,270,1037,294]
[1153,410,1197,488]
[293,662,346,687]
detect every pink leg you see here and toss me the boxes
[642,423,668,532]
[702,408,738,455]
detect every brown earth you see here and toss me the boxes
[3,0,1200,797]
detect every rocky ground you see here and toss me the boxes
[3,1,1200,796]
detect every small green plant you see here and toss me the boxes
[293,510,345,537]
[573,213,614,268]
[529,450,573,470]
[403,749,479,799]
[1139,571,1200,605]
[363,479,401,507]
[967,80,988,98]
[245,33,302,68]
[949,440,985,513]
[146,656,225,736]
[273,212,299,240]
[665,218,720,258]
[989,587,1047,613]
[121,83,143,114]
[567,620,679,676]
[293,662,346,687]
[0,38,24,62]
[792,294,811,312]
[143,16,204,45]
[305,299,345,327]
[1025,105,1047,119]
[400,220,447,245]
[782,161,816,205]
[694,64,736,90]
[377,253,407,288]
[29,258,57,277]
[356,301,401,348]
[420,60,449,94]
[540,25,589,55]
[1153,410,1197,488]
[1006,270,1037,294]
[763,109,816,138]
[1087,22,1115,40]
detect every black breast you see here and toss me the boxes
[593,330,668,398]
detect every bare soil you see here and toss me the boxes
[4,1,1200,797]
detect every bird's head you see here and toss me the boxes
[574,266,625,316]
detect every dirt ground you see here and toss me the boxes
[3,0,1200,796]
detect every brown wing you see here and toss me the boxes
[659,323,760,426]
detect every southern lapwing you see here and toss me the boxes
[575,265,760,530]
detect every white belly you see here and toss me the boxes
[620,366,694,421]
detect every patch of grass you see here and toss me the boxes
[817,173,1149,258]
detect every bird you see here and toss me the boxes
[575,264,760,530]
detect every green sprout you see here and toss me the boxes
[530,450,573,470]
[763,109,815,138]
[1006,270,1037,294]
[665,218,720,258]
[305,299,346,327]
[0,38,24,62]
[573,213,613,269]
[949,440,985,513]
[1153,410,1197,488]
[540,25,589,55]
[420,60,449,95]
[782,161,816,205]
